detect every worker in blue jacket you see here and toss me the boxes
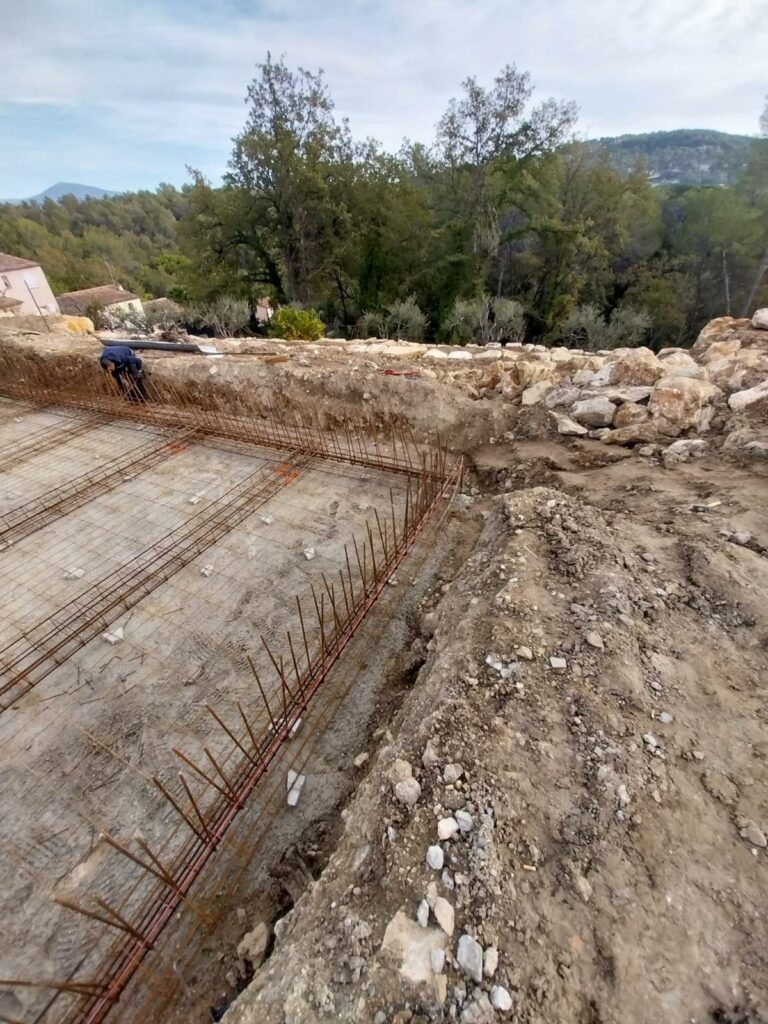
[99,345,148,401]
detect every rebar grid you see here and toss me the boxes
[0,348,442,479]
[0,452,312,709]
[0,430,198,548]
[0,348,460,1024]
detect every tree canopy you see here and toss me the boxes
[3,55,768,346]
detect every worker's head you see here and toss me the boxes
[101,360,115,373]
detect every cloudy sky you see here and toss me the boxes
[1,0,766,198]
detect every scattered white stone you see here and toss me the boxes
[490,985,514,1012]
[617,784,631,808]
[485,654,504,672]
[260,515,274,525]
[455,809,474,833]
[730,531,753,547]
[550,656,567,671]
[443,763,464,785]
[416,899,430,928]
[188,494,203,505]
[427,845,444,870]
[200,564,214,578]
[289,717,301,737]
[739,820,767,847]
[303,547,316,560]
[643,733,659,750]
[516,645,533,660]
[483,946,499,978]
[422,739,440,768]
[574,874,593,902]
[430,948,446,974]
[437,817,460,841]
[102,626,124,645]
[387,759,413,784]
[353,752,369,768]
[394,777,421,807]
[659,711,674,725]
[433,896,455,936]
[286,770,306,807]
[585,631,604,650]
[456,933,484,984]
[64,567,86,580]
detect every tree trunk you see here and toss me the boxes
[722,246,731,315]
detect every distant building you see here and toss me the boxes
[0,253,59,315]
[57,284,143,319]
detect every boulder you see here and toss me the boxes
[692,316,751,354]
[699,338,741,364]
[728,379,768,413]
[521,381,554,406]
[613,401,650,428]
[648,376,722,436]
[596,385,652,403]
[603,347,665,386]
[600,423,664,446]
[707,349,768,390]
[658,351,707,379]
[571,397,616,427]
[544,385,582,409]
[502,360,557,397]
[751,308,768,330]
[549,412,588,436]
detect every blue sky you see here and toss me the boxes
[2,0,766,198]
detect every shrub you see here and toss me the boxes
[556,305,652,351]
[190,295,251,338]
[361,295,428,342]
[269,306,325,341]
[445,294,525,345]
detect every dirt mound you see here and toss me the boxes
[225,447,768,1024]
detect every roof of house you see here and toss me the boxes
[56,285,140,310]
[0,253,40,274]
[0,295,23,309]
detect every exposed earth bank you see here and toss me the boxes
[224,439,768,1024]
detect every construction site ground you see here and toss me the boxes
[225,439,768,1024]
[1,322,767,1024]
[0,394,471,1024]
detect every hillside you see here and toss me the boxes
[6,182,118,204]
[593,129,761,186]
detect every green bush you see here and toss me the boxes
[269,306,325,341]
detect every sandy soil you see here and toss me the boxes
[224,438,768,1024]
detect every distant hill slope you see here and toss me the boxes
[591,129,762,186]
[5,182,119,204]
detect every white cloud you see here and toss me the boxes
[1,0,766,195]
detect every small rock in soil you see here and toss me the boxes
[431,948,446,974]
[456,933,484,983]
[585,630,604,649]
[427,845,445,870]
[490,985,514,1011]
[516,645,533,660]
[443,762,464,784]
[455,809,474,833]
[394,778,421,806]
[417,899,430,927]
[438,816,460,840]
[483,946,498,977]
[739,820,767,847]
[550,656,567,671]
[433,896,455,936]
